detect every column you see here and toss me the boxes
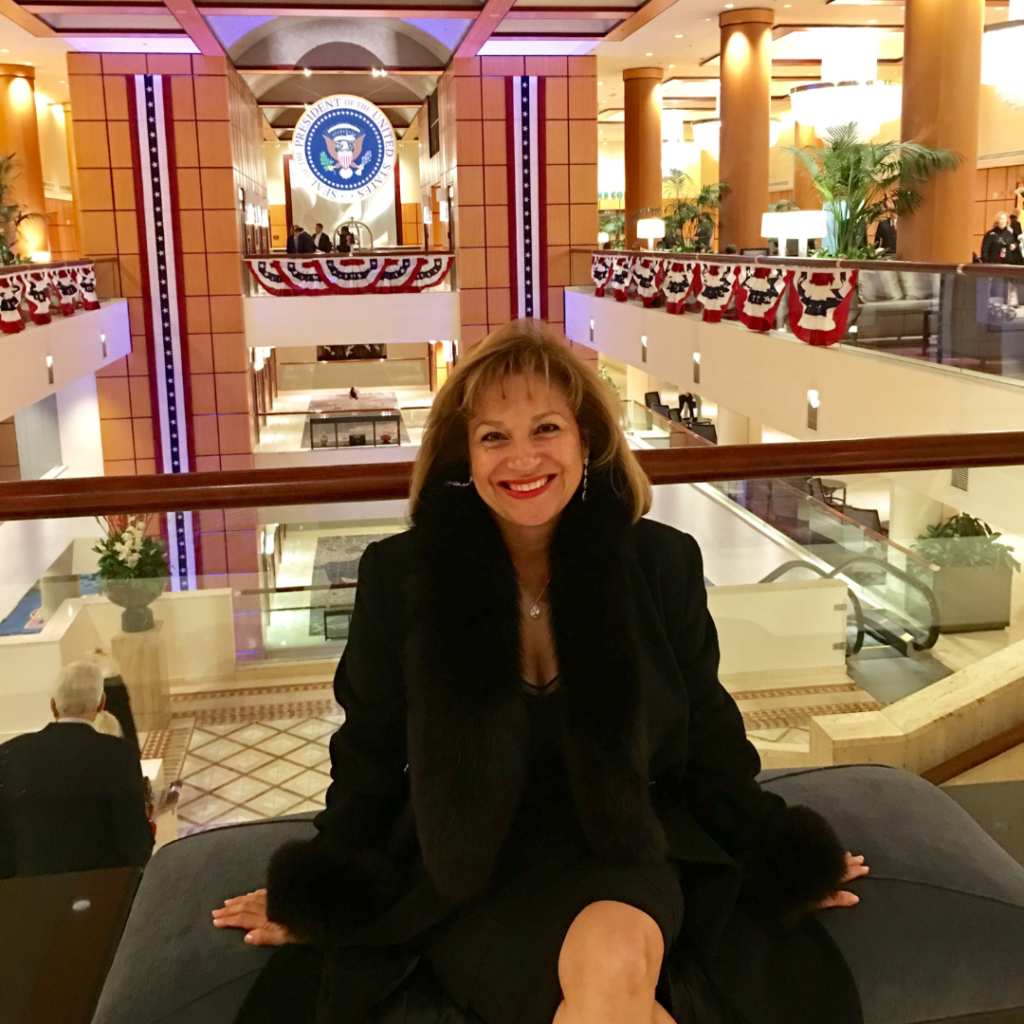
[792,122,821,210]
[0,63,50,257]
[718,9,773,252]
[898,0,984,262]
[623,68,662,250]
[63,100,82,256]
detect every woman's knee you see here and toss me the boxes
[559,901,664,997]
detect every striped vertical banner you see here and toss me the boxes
[130,74,197,592]
[507,76,547,320]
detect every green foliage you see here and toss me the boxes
[0,153,44,266]
[319,150,334,172]
[599,210,625,249]
[913,512,1021,572]
[787,124,960,259]
[769,199,800,213]
[597,364,620,395]
[653,170,731,251]
[93,514,171,580]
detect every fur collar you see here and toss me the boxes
[406,469,668,904]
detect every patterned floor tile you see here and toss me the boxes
[191,736,246,762]
[179,754,213,779]
[215,775,273,805]
[186,763,241,792]
[288,719,337,741]
[178,792,236,825]
[197,722,249,737]
[256,732,307,757]
[249,759,305,786]
[245,788,305,817]
[284,741,331,768]
[282,769,331,800]
[221,748,276,774]
[288,799,327,814]
[229,723,279,746]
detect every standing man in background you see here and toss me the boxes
[310,223,332,253]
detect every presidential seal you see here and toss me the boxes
[292,94,396,202]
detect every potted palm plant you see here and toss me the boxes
[788,124,959,259]
[599,211,625,249]
[913,512,1021,633]
[94,515,171,632]
[656,170,730,252]
[0,153,44,265]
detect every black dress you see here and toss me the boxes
[236,680,686,1024]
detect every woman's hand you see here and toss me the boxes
[817,853,869,909]
[212,888,298,946]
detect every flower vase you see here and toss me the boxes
[101,577,169,633]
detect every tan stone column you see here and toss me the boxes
[63,100,81,256]
[718,9,773,251]
[898,0,983,262]
[0,64,49,257]
[623,67,663,249]
[793,121,821,210]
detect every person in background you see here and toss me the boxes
[722,244,738,255]
[981,212,1017,264]
[0,662,153,878]
[287,225,316,255]
[310,223,332,253]
[89,648,140,760]
[335,230,352,254]
[1008,214,1023,266]
[874,215,897,255]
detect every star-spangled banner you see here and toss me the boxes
[409,255,453,292]
[591,255,613,297]
[47,267,79,316]
[244,256,452,295]
[0,276,24,334]
[788,269,859,346]
[131,73,196,591]
[611,255,634,301]
[274,259,333,294]
[75,266,100,311]
[507,76,546,320]
[248,259,294,297]
[662,260,699,315]
[371,257,420,293]
[696,264,739,323]
[24,271,53,323]
[631,257,662,308]
[318,257,387,293]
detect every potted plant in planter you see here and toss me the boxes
[94,514,171,633]
[638,170,730,252]
[0,152,45,265]
[788,123,959,259]
[913,512,1021,633]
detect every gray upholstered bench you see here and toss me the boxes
[92,766,1024,1024]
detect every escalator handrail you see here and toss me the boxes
[758,560,866,656]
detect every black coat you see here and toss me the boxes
[311,231,332,253]
[982,226,1017,264]
[0,721,153,878]
[267,477,857,1024]
[288,231,317,254]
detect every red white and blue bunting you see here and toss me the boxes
[130,72,196,591]
[736,266,788,333]
[589,254,858,346]
[508,75,546,319]
[245,255,452,296]
[787,269,858,346]
[591,254,613,297]
[0,260,101,332]
[663,260,699,315]
[696,264,738,323]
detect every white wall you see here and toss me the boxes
[0,300,131,423]
[56,372,105,477]
[244,292,460,348]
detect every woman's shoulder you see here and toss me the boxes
[358,529,416,583]
[630,517,703,574]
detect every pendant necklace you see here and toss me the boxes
[520,580,550,620]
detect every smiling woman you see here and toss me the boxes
[218,319,866,1024]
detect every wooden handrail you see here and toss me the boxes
[0,431,1022,520]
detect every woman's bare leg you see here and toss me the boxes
[551,900,675,1024]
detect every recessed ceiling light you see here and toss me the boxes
[303,67,311,76]
[674,33,683,38]
[0,49,9,53]
[597,80,603,85]
[724,3,734,7]
[868,18,878,23]
[646,52,653,56]
[669,64,675,68]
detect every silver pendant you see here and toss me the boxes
[529,604,541,619]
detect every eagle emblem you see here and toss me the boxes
[322,125,370,179]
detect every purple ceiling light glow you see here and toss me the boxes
[478,39,598,56]
[66,36,200,54]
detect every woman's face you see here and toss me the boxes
[468,374,585,531]
[997,213,1009,230]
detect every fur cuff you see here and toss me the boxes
[266,838,394,944]
[743,805,848,927]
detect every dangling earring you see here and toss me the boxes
[445,476,474,487]
[581,457,589,502]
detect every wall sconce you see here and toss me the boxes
[807,389,819,431]
[589,318,595,343]
[693,352,701,383]
[438,201,449,223]
[46,354,54,384]
[100,332,107,358]
[423,205,433,225]
[641,335,648,363]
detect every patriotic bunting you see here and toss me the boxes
[662,260,699,315]
[0,276,24,334]
[409,255,453,292]
[76,266,100,311]
[48,267,80,316]
[736,266,788,333]
[320,257,387,294]
[696,264,738,323]
[611,256,634,302]
[274,259,333,295]
[591,255,613,297]
[247,259,294,297]
[23,271,52,324]
[788,269,858,346]
[373,257,421,293]
[631,257,662,308]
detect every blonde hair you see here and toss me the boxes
[93,710,123,738]
[409,320,651,522]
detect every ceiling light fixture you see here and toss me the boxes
[789,30,900,140]
[983,0,1024,108]
[303,67,311,76]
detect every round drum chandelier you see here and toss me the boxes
[983,0,1024,110]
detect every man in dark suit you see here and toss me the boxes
[286,225,316,254]
[0,662,154,878]
[874,216,897,255]
[310,223,332,253]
